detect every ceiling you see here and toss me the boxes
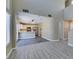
[15,0,72,24]
[14,0,65,16]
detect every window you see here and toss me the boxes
[6,12,10,45]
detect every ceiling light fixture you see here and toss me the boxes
[31,19,35,24]
[32,19,34,22]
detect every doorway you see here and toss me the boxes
[64,20,73,40]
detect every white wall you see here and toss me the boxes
[59,20,64,40]
[58,5,73,41]
[17,12,43,24]
[13,0,65,16]
[41,17,59,41]
[64,5,73,47]
[53,10,64,40]
[64,5,73,20]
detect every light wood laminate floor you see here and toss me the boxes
[8,40,73,59]
[16,37,48,47]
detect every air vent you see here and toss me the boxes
[48,14,52,17]
[23,9,29,13]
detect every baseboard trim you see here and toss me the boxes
[6,48,15,59]
[68,43,73,47]
[42,37,59,41]
[49,39,59,41]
